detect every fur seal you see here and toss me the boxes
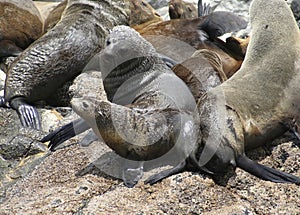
[169,0,198,19]
[1,0,129,129]
[0,0,43,58]
[135,10,247,78]
[42,25,198,187]
[146,0,300,185]
[172,49,225,100]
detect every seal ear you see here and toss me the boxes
[236,155,300,184]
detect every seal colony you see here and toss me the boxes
[147,0,300,185]
[43,25,198,187]
[0,0,129,129]
[43,0,300,186]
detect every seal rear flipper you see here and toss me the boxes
[236,155,300,184]
[10,97,41,130]
[41,118,90,151]
[144,160,186,185]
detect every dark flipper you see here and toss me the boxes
[10,97,41,130]
[41,118,90,151]
[198,11,248,38]
[144,160,187,185]
[236,155,300,184]
[198,0,213,17]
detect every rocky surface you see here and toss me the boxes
[0,0,300,214]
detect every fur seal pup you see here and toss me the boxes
[42,25,198,187]
[146,0,300,185]
[169,0,198,19]
[1,0,129,129]
[0,0,43,58]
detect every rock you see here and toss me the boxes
[69,71,107,101]
[33,1,61,23]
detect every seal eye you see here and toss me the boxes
[106,40,111,46]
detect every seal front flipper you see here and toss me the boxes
[41,118,90,151]
[236,155,300,184]
[10,97,41,130]
[144,160,186,185]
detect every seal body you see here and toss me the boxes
[0,0,43,58]
[192,0,300,182]
[4,0,128,105]
[135,11,247,78]
[72,25,198,162]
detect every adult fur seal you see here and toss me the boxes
[146,0,300,185]
[42,25,198,187]
[1,0,129,129]
[0,0,43,58]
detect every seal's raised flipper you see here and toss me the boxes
[10,97,41,130]
[144,160,186,185]
[236,156,300,184]
[198,0,213,17]
[41,118,90,151]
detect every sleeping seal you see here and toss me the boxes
[0,0,43,58]
[1,0,129,129]
[146,0,300,185]
[42,25,198,187]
